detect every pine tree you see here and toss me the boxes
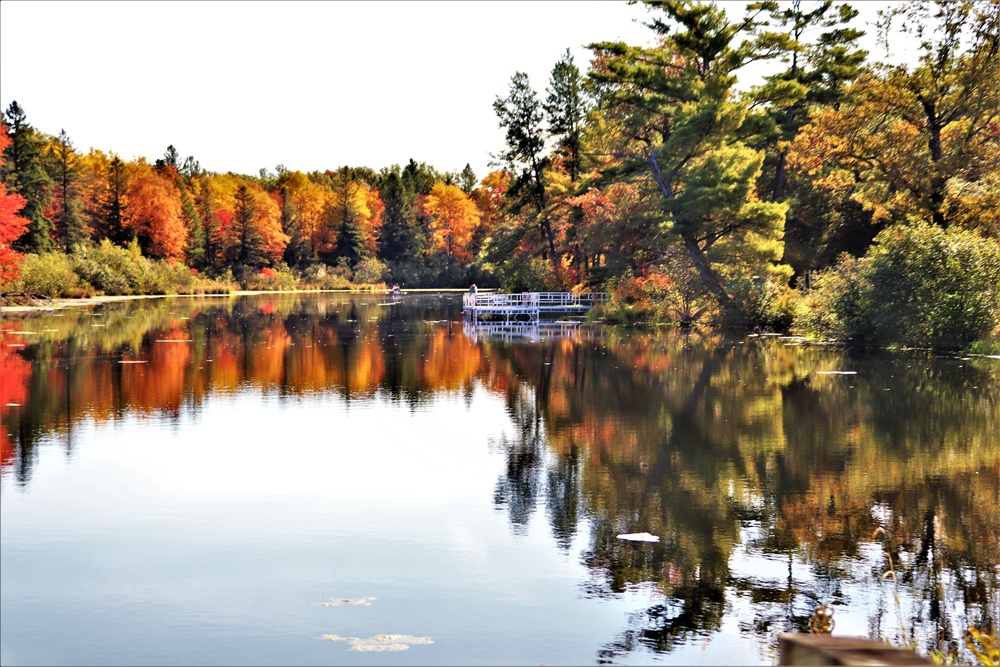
[47,129,88,251]
[545,49,588,182]
[493,71,557,265]
[2,102,54,253]
[102,154,129,245]
[378,167,422,264]
[458,163,478,195]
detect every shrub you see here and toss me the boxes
[10,252,81,297]
[498,256,551,293]
[72,239,149,295]
[352,257,389,285]
[795,223,1000,349]
[299,263,351,290]
[243,264,298,291]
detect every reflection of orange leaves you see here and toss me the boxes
[248,323,291,389]
[421,328,482,391]
[123,325,190,414]
[209,337,241,393]
[348,334,385,395]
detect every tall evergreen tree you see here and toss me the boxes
[545,49,588,182]
[196,178,219,271]
[327,167,367,266]
[493,71,557,264]
[458,163,478,195]
[280,185,309,267]
[378,167,422,264]
[47,129,88,251]
[744,0,867,201]
[102,154,129,245]
[2,102,54,253]
[232,184,263,268]
[178,183,205,268]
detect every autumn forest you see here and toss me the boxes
[2,0,999,347]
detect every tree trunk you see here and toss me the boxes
[682,232,733,314]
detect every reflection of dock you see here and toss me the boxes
[462,291,609,322]
[463,319,601,342]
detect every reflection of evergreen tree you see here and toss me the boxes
[492,384,545,533]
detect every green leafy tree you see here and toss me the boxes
[588,0,789,322]
[790,0,1000,233]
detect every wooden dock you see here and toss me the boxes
[462,291,609,322]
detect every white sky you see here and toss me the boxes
[1,1,900,182]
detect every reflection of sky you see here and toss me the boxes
[2,383,761,665]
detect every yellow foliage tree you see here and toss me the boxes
[423,181,480,264]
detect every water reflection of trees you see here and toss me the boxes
[2,296,997,662]
[484,331,999,663]
[1,293,483,485]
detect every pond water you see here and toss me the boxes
[1,292,997,666]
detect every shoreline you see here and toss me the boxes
[0,288,477,315]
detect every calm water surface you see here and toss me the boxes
[1,293,998,665]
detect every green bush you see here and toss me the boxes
[498,256,551,293]
[10,252,81,297]
[72,239,149,295]
[795,223,1000,349]
[352,257,389,285]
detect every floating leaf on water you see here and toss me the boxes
[118,360,148,364]
[156,339,193,343]
[617,532,660,542]
[314,596,376,606]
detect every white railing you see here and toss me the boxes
[463,291,608,312]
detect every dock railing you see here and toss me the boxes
[462,291,609,321]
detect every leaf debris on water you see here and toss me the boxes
[322,634,433,651]
[617,532,660,542]
[314,596,376,607]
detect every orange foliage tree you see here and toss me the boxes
[422,181,480,263]
[124,160,187,261]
